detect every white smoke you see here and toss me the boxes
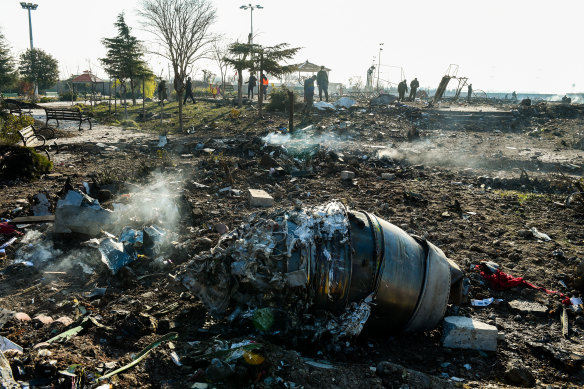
[11,172,184,272]
[112,172,184,233]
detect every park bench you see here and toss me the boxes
[17,125,56,160]
[2,100,33,117]
[44,107,92,130]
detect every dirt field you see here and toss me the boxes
[1,97,584,388]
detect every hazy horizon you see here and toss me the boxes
[1,0,582,95]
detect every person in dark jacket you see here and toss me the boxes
[409,78,419,101]
[467,84,473,102]
[183,77,195,104]
[316,66,329,102]
[246,74,257,99]
[303,75,317,115]
[158,79,167,106]
[397,80,408,101]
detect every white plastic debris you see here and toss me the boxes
[334,97,355,108]
[157,135,168,148]
[314,101,336,110]
[170,351,182,366]
[530,227,551,241]
[471,298,503,307]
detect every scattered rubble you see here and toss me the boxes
[0,99,583,387]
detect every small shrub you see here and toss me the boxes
[0,114,35,145]
[59,91,78,101]
[120,120,139,129]
[266,86,295,112]
[39,96,57,103]
[0,145,53,180]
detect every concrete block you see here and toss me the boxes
[248,189,274,207]
[442,316,497,351]
[340,171,355,180]
[508,300,548,316]
[381,173,396,180]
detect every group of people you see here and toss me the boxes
[303,65,329,115]
[245,74,269,100]
[397,78,419,102]
[157,76,222,106]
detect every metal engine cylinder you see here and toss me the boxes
[307,209,463,332]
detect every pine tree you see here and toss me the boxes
[100,13,151,106]
[224,42,254,107]
[0,29,17,92]
[18,48,59,92]
[250,43,300,117]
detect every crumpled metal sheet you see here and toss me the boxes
[0,350,19,389]
[178,201,350,320]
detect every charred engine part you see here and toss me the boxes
[179,201,463,335]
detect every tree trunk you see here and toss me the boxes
[142,78,145,119]
[130,79,137,106]
[258,55,264,118]
[288,91,294,131]
[237,69,243,107]
[122,83,128,120]
[221,69,226,100]
[174,73,185,133]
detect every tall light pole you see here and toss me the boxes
[376,42,384,91]
[21,2,38,101]
[239,4,263,44]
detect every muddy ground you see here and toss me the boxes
[1,97,584,388]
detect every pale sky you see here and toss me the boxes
[1,0,582,94]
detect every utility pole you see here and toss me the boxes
[376,42,384,91]
[240,3,263,44]
[20,2,38,101]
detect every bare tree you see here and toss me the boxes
[139,0,217,132]
[211,40,229,99]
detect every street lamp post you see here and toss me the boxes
[239,3,263,44]
[376,42,384,91]
[20,2,38,101]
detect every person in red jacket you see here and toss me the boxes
[260,74,268,100]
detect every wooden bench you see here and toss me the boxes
[17,125,54,160]
[45,107,92,130]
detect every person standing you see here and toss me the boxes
[316,66,329,102]
[261,74,269,100]
[246,74,257,99]
[397,80,408,101]
[467,84,473,102]
[183,77,195,104]
[158,79,167,106]
[303,75,317,116]
[409,78,419,101]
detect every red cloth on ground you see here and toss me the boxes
[0,223,22,236]
[478,266,571,305]
[480,268,524,290]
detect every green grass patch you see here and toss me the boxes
[90,100,236,134]
[494,189,551,205]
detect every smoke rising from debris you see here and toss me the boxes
[113,172,183,233]
[12,173,184,273]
